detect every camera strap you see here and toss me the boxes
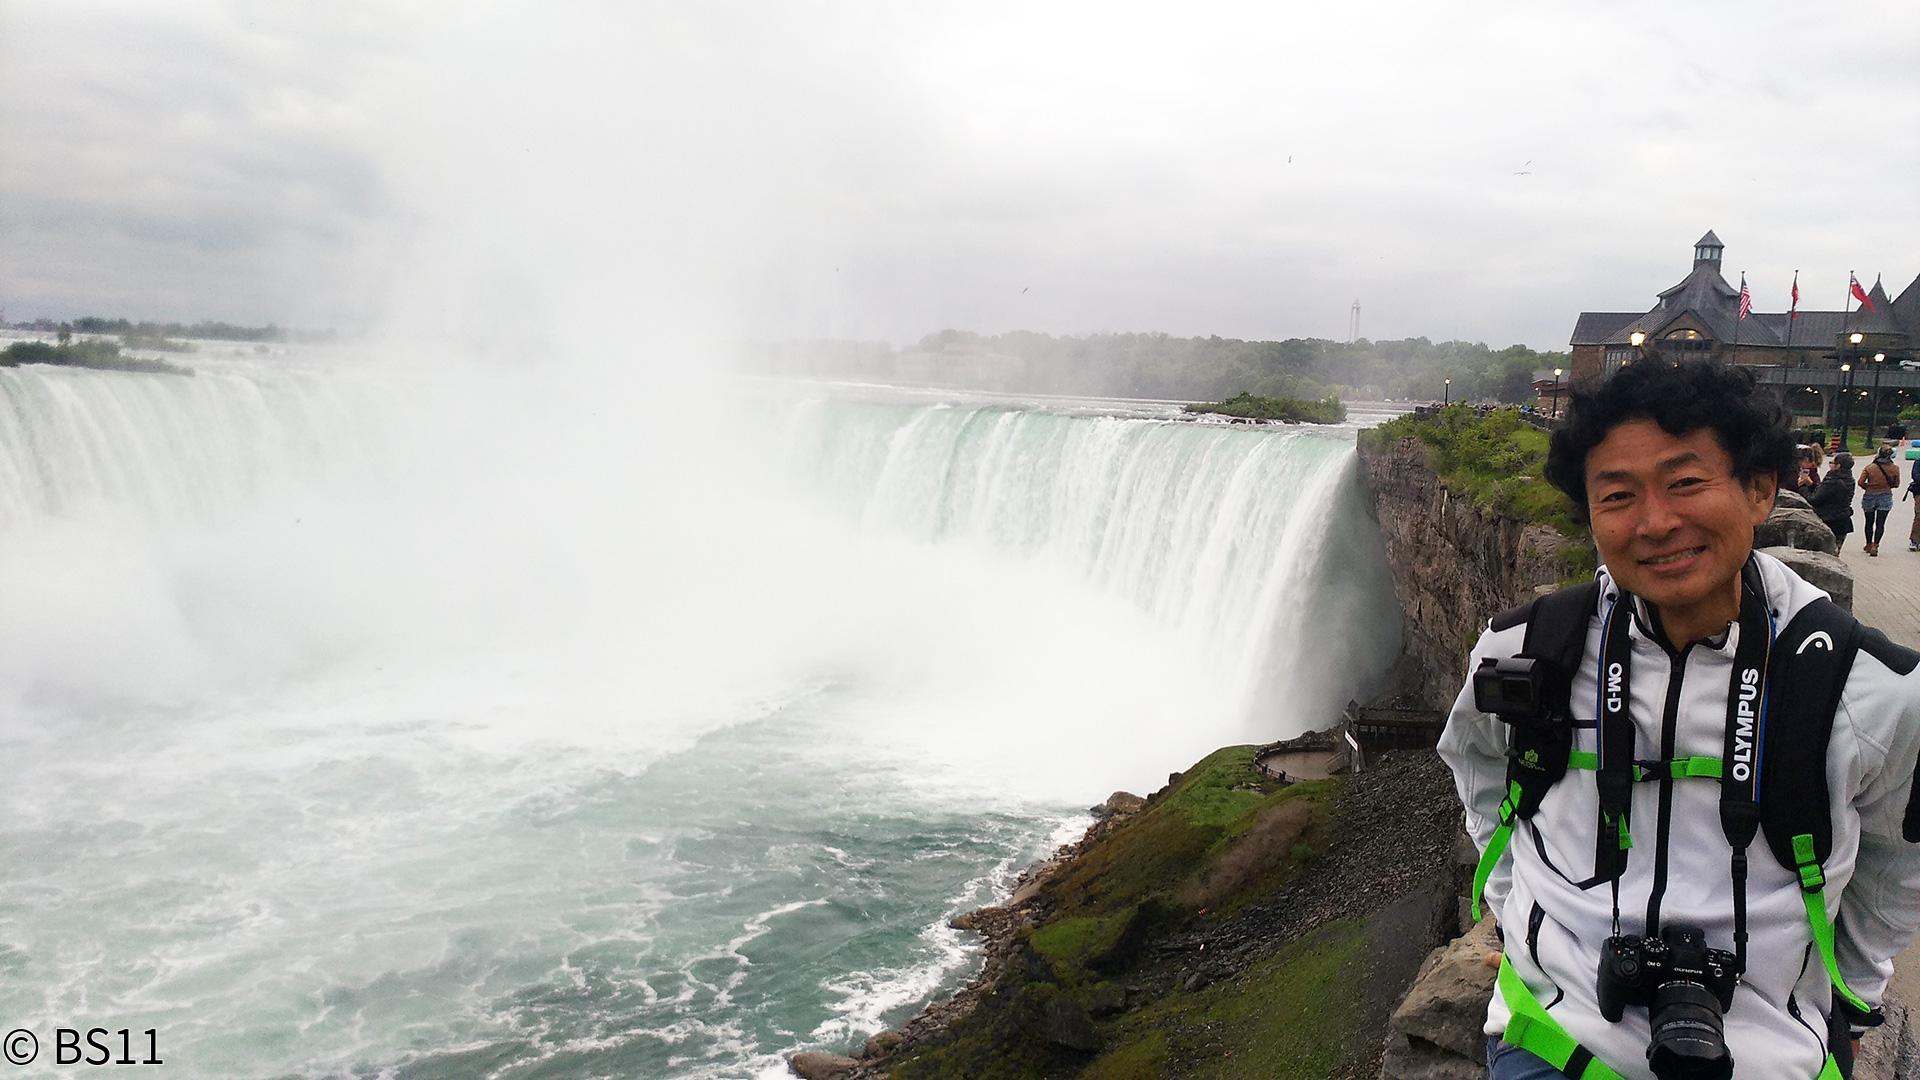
[1592,590,1635,915]
[1716,565,1775,976]
[1595,565,1773,958]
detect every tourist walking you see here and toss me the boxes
[1858,445,1900,555]
[1810,451,1855,550]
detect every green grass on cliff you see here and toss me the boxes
[885,746,1347,1079]
[1094,918,1368,1079]
[890,916,1371,1080]
[1037,747,1331,931]
[1362,405,1596,580]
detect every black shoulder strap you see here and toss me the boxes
[1499,581,1603,820]
[1522,580,1603,681]
[1760,598,1862,871]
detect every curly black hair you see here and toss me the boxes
[1544,359,1797,524]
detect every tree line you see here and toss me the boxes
[24,317,337,344]
[747,331,1568,404]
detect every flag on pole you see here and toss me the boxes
[1851,273,1876,311]
[1789,272,1799,321]
[1738,274,1751,320]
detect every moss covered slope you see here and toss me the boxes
[861,748,1457,1080]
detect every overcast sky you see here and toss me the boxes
[2,0,1916,350]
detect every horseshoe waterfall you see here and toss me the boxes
[0,349,1403,1078]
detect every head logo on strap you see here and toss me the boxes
[1797,631,1835,655]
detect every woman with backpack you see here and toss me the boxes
[1858,444,1901,555]
[1811,450,1855,549]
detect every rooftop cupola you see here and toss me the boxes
[1693,230,1724,268]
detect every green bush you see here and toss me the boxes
[1364,406,1595,580]
[1,339,191,376]
[1182,391,1347,424]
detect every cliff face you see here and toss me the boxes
[1356,433,1567,710]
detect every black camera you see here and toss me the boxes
[1472,656,1563,723]
[1596,926,1740,1080]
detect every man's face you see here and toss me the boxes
[1584,419,1775,618]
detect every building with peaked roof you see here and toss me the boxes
[1569,232,1920,431]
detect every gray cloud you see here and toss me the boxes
[2,0,1916,349]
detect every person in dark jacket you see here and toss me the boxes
[1810,451,1856,549]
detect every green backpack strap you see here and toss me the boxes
[1469,581,1601,920]
[1763,598,1869,1013]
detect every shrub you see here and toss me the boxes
[1183,391,1347,424]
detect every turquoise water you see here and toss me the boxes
[0,347,1399,1077]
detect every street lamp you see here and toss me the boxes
[1443,378,1451,406]
[1551,367,1563,418]
[1867,352,1888,442]
[1839,363,1854,447]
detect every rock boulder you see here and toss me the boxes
[1760,547,1852,611]
[1041,996,1100,1053]
[1380,916,1499,1079]
[1758,500,1839,555]
[787,1051,859,1079]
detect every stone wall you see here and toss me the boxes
[1355,432,1568,711]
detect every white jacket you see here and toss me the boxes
[1440,552,1920,1080]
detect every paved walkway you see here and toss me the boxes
[1837,485,1920,645]
[1834,481,1920,1035]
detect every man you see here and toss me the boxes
[1440,360,1920,1079]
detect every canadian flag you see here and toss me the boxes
[1851,273,1876,311]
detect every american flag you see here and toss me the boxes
[1790,272,1799,321]
[1738,274,1751,320]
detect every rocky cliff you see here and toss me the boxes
[1353,430,1567,710]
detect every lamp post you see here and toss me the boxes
[1839,363,1854,448]
[1629,331,1646,364]
[1443,378,1451,406]
[1867,352,1887,443]
[1551,367,1563,419]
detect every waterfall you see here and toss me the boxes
[0,354,1406,1078]
[773,396,1404,739]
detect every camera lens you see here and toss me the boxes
[1646,980,1731,1080]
